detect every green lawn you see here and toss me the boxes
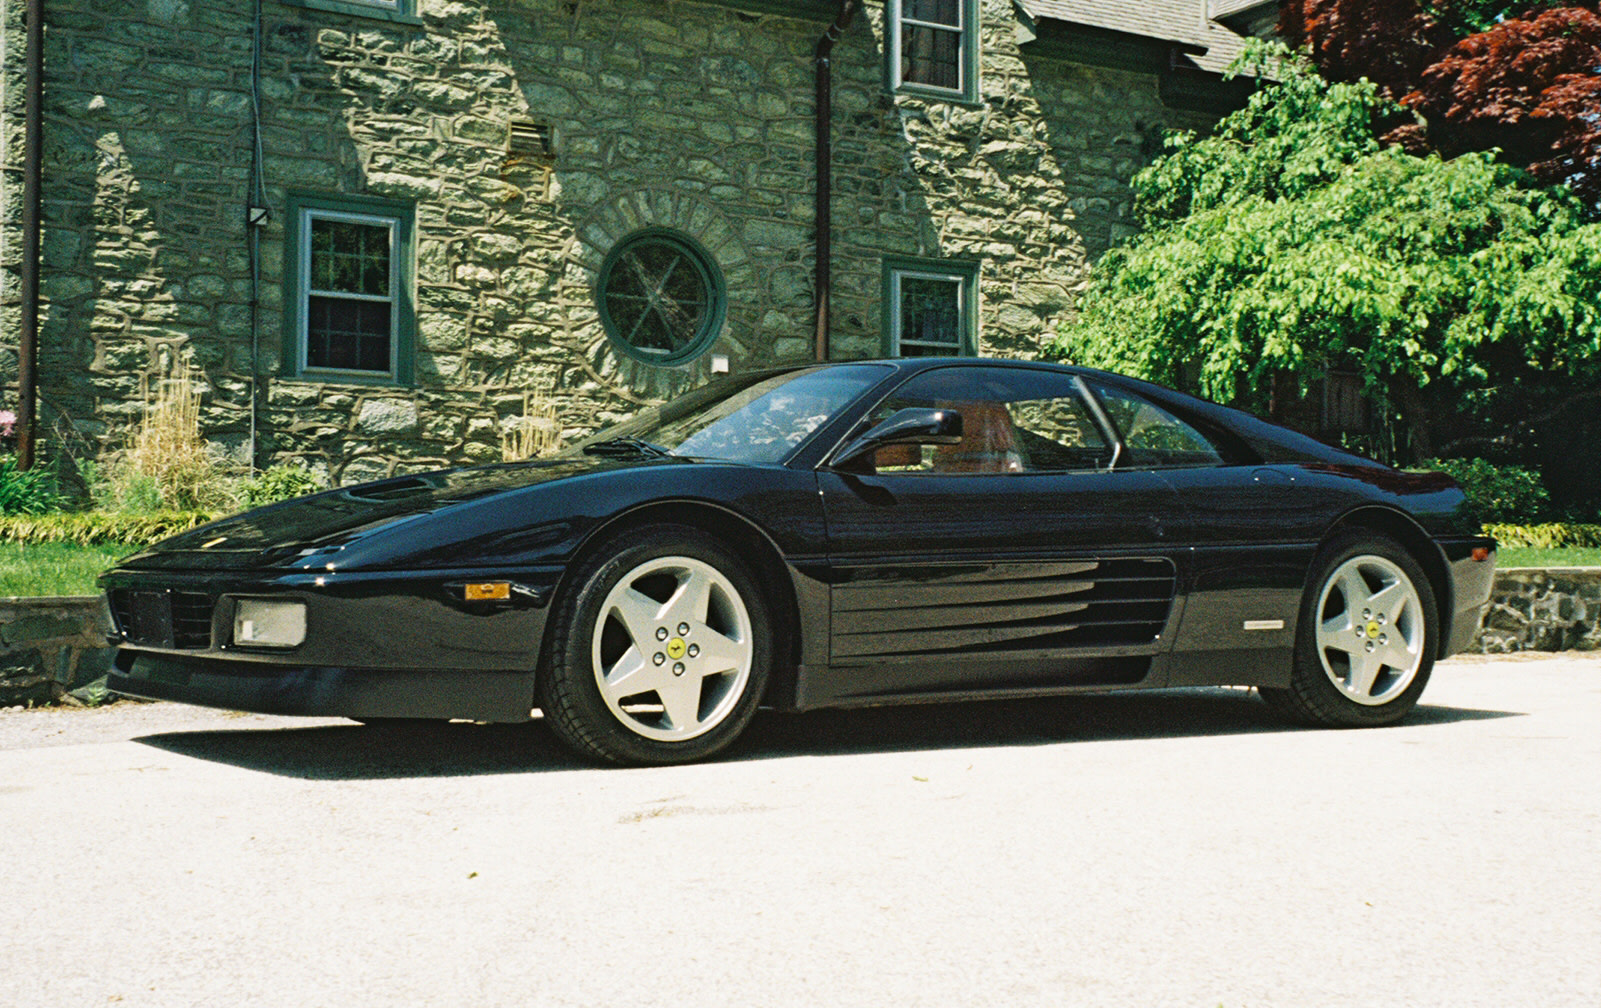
[1496,546,1601,568]
[0,542,133,597]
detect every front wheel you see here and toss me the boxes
[1261,531,1437,727]
[537,524,771,765]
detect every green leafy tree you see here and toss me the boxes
[1048,50,1601,468]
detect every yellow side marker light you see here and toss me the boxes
[465,582,512,601]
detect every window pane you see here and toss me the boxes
[601,235,720,362]
[898,275,963,353]
[310,217,390,297]
[898,342,957,358]
[867,366,1106,475]
[905,0,960,28]
[1005,397,1111,472]
[307,294,391,372]
[1090,383,1223,469]
[566,364,891,465]
[902,24,960,90]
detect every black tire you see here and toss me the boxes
[1261,530,1437,727]
[536,524,771,765]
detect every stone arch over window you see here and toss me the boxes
[555,189,761,401]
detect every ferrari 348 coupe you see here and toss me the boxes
[103,358,1496,764]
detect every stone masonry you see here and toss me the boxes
[1476,568,1601,653]
[0,595,113,705]
[1,0,1218,480]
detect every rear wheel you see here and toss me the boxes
[537,525,771,765]
[1261,531,1436,727]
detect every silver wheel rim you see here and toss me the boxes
[591,555,754,742]
[1314,554,1425,706]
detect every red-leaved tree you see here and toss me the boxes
[1281,2,1601,209]
[1277,0,1452,98]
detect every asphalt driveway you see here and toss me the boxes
[3,653,1597,1007]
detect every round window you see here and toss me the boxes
[597,231,725,366]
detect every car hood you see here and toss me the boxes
[112,456,689,571]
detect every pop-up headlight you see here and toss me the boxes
[232,599,307,649]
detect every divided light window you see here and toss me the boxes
[285,193,415,384]
[891,0,977,99]
[304,211,395,374]
[885,259,979,357]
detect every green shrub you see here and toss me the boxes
[0,510,218,545]
[242,463,326,507]
[1428,458,1549,524]
[1483,522,1601,549]
[0,455,63,515]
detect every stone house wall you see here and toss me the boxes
[1,0,1217,482]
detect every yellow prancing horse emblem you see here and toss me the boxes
[1365,621,1382,639]
[666,638,687,660]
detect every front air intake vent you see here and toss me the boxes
[108,588,215,650]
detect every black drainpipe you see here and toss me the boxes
[17,0,43,468]
[813,0,860,363]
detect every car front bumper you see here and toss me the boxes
[101,565,563,722]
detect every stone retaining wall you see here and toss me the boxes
[1474,568,1601,654]
[0,597,115,707]
[4,568,1594,706]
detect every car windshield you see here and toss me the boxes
[563,364,891,465]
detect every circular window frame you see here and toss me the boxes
[596,229,727,367]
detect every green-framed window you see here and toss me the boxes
[280,0,422,25]
[887,0,980,103]
[882,256,980,357]
[597,229,727,367]
[283,193,415,384]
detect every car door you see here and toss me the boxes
[810,364,1186,706]
[1078,378,1334,684]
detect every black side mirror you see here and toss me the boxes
[830,408,964,469]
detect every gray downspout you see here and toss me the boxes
[17,0,42,467]
[813,0,860,363]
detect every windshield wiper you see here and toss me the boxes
[581,437,673,459]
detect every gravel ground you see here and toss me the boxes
[2,652,1598,1008]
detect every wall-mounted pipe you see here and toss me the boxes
[813,0,860,363]
[17,0,43,467]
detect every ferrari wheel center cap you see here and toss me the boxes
[1365,621,1382,640]
[666,638,687,660]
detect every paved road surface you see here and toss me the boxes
[2,653,1597,1008]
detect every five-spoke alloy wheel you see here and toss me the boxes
[538,524,771,765]
[1261,531,1437,727]
[591,555,754,742]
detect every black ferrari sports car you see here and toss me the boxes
[103,358,1496,764]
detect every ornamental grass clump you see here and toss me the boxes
[501,399,564,462]
[98,363,242,514]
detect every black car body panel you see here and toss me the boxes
[104,359,1495,728]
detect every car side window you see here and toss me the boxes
[861,367,1113,475]
[1087,382,1224,469]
